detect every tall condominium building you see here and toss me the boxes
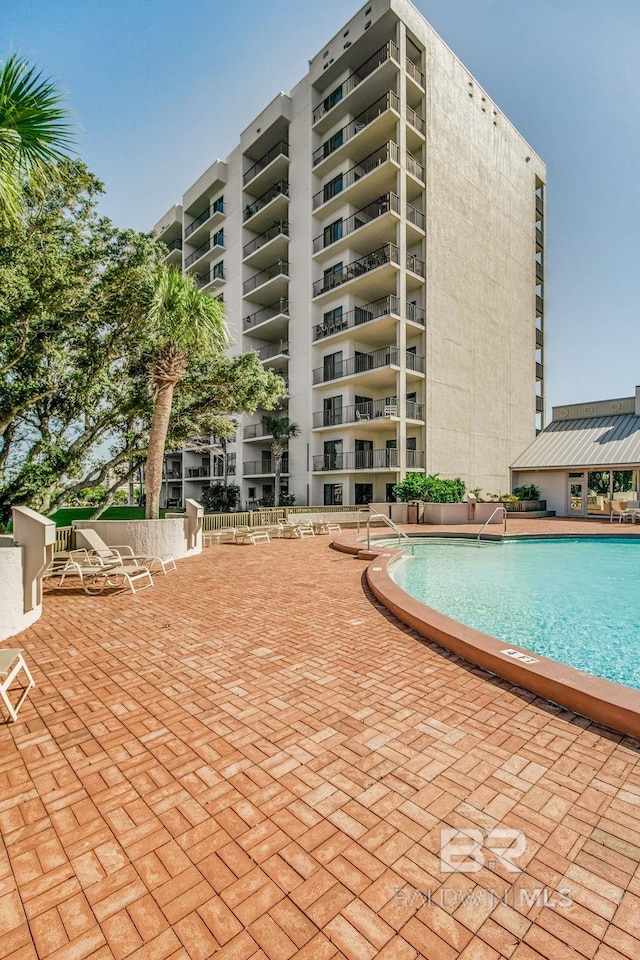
[154,0,546,509]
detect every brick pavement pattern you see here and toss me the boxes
[1,519,640,960]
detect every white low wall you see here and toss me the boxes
[423,502,502,525]
[0,537,42,641]
[74,517,200,560]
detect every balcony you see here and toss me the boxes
[256,340,289,364]
[184,200,225,243]
[243,140,289,192]
[313,142,400,214]
[406,58,425,91]
[163,237,182,265]
[406,104,425,139]
[313,448,425,471]
[313,243,399,303]
[536,396,544,413]
[536,328,544,349]
[406,201,425,241]
[195,266,224,290]
[185,233,224,269]
[536,261,543,282]
[536,361,543,381]
[406,252,426,285]
[243,221,289,271]
[313,296,425,344]
[313,347,424,386]
[536,227,544,251]
[536,295,544,317]
[313,397,425,429]
[536,194,544,216]
[243,457,289,477]
[243,260,289,305]
[406,152,425,184]
[312,92,400,175]
[313,193,400,258]
[243,299,289,338]
[243,180,289,232]
[312,41,400,132]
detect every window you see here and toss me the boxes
[213,229,224,247]
[323,262,344,291]
[213,196,224,213]
[323,395,343,426]
[354,483,373,504]
[248,487,256,498]
[355,440,373,469]
[323,218,343,247]
[323,439,343,470]
[323,351,343,380]
[212,261,224,279]
[323,173,343,203]
[324,483,343,506]
[323,84,343,112]
[324,130,344,158]
[323,306,344,335]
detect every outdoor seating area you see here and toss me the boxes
[44,548,155,594]
[2,521,640,960]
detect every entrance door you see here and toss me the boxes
[568,478,586,516]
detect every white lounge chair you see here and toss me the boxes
[233,526,271,544]
[0,649,35,722]
[50,550,154,595]
[76,528,176,574]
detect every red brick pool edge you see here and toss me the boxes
[334,526,640,740]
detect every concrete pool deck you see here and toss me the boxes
[1,518,640,960]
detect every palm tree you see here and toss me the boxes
[0,53,74,220]
[262,416,299,507]
[145,266,227,519]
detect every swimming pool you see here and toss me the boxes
[389,537,640,690]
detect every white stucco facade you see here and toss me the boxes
[155,0,545,509]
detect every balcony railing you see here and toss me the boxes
[407,252,425,278]
[406,202,425,231]
[406,105,425,135]
[185,234,224,268]
[536,396,544,413]
[313,194,399,253]
[536,327,544,347]
[406,58,425,88]
[314,448,425,471]
[196,267,224,288]
[536,361,543,380]
[313,397,424,428]
[406,152,425,182]
[314,346,400,384]
[536,295,544,316]
[313,142,399,210]
[536,227,544,248]
[243,141,289,186]
[313,243,399,297]
[312,41,400,123]
[243,221,289,258]
[313,296,424,340]
[312,92,400,167]
[257,340,289,361]
[244,181,289,222]
[243,298,289,331]
[185,200,224,239]
[536,261,543,281]
[243,457,289,475]
[165,238,182,252]
[243,260,289,295]
[536,194,544,216]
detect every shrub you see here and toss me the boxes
[512,484,540,501]
[393,473,466,503]
[201,483,240,512]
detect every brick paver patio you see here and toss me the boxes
[1,520,640,959]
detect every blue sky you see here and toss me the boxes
[6,0,640,416]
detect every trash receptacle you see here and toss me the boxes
[407,501,418,524]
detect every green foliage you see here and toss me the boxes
[201,482,240,513]
[0,52,75,221]
[0,163,286,527]
[392,473,466,503]
[512,484,541,501]
[392,472,431,502]
[588,471,633,496]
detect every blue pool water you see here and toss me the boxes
[388,537,640,690]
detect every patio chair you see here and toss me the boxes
[76,528,176,574]
[233,526,271,545]
[280,518,315,539]
[59,551,154,594]
[619,500,640,523]
[203,528,236,546]
[0,649,35,722]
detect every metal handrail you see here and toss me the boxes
[367,513,410,550]
[477,506,507,541]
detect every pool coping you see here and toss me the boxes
[334,532,640,740]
